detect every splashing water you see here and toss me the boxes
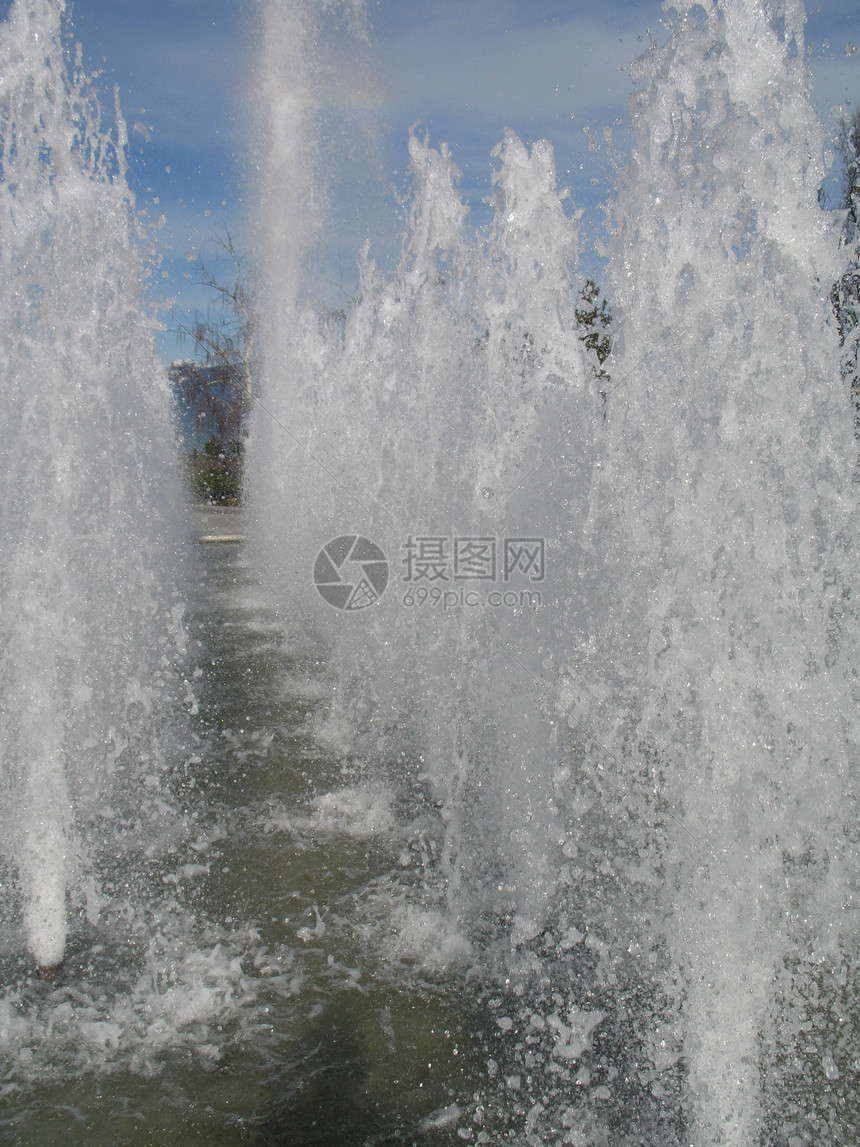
[0,0,186,969]
[585,2,860,1139]
[248,0,596,953]
[249,0,860,1141]
[1,0,858,1141]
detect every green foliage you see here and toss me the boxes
[185,437,244,505]
[575,278,612,402]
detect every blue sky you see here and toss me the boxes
[3,0,859,362]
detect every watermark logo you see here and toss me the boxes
[313,533,545,613]
[402,535,545,584]
[313,535,389,610]
[399,534,545,611]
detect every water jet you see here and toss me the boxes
[1,0,858,1142]
[248,0,860,1141]
[0,0,186,970]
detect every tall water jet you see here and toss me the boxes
[0,0,186,970]
[247,0,598,956]
[581,0,860,1139]
[248,0,860,1140]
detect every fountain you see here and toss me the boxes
[249,0,860,1141]
[0,0,187,970]
[581,4,860,1140]
[1,0,858,1141]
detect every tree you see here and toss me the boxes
[830,110,860,428]
[172,230,254,501]
[184,436,244,505]
[575,277,612,400]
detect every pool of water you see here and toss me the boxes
[0,508,510,1146]
[0,507,707,1147]
[12,509,849,1145]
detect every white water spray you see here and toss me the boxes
[248,0,595,951]
[0,0,185,969]
[584,1,860,1140]
[249,0,860,1141]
